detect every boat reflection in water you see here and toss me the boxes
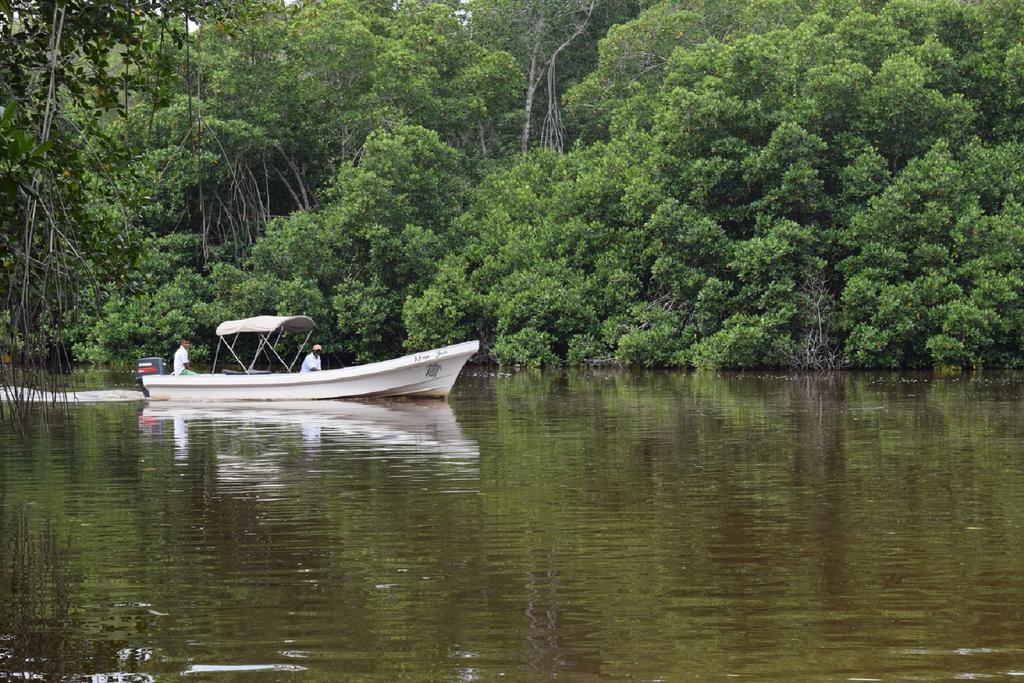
[139,400,479,487]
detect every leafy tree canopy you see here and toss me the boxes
[49,0,1024,371]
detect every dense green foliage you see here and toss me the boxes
[55,0,1024,368]
[1,1,187,360]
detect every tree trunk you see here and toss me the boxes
[540,1,596,153]
[540,55,566,152]
[521,51,540,153]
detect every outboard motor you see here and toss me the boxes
[135,357,165,398]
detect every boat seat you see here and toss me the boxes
[221,369,273,375]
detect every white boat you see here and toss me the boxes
[138,315,479,401]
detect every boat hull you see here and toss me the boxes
[143,340,479,401]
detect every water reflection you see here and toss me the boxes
[5,372,1024,680]
[0,509,83,680]
[141,400,478,460]
[301,422,321,451]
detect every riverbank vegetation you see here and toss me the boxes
[7,0,1024,371]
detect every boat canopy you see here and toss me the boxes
[215,315,315,337]
[212,315,317,374]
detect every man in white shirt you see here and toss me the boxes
[300,343,322,373]
[173,338,195,375]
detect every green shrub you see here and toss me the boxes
[493,328,559,367]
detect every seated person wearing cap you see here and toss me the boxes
[300,344,322,373]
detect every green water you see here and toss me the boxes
[3,371,1024,681]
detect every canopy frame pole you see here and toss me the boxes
[211,337,223,374]
[289,330,313,372]
[222,335,248,373]
[264,333,291,370]
[249,334,269,372]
